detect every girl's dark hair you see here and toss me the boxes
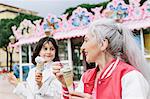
[32,36,60,65]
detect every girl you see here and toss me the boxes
[8,37,62,99]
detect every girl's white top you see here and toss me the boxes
[13,62,62,99]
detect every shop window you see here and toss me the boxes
[22,45,29,63]
[71,37,84,80]
[57,39,68,60]
[133,30,142,49]
[143,28,150,56]
[133,29,150,61]
[22,44,35,63]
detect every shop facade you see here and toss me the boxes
[11,0,150,81]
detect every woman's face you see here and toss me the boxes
[81,33,102,63]
[39,42,56,63]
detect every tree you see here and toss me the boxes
[123,0,146,5]
[0,19,13,70]
[0,13,43,71]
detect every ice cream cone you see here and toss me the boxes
[61,67,74,92]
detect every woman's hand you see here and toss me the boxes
[8,72,18,86]
[52,62,66,87]
[69,92,92,99]
[35,72,43,89]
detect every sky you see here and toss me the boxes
[0,0,107,17]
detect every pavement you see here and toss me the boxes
[0,73,21,99]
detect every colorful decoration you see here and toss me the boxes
[128,0,144,20]
[142,0,150,18]
[11,19,44,45]
[69,7,93,29]
[33,19,44,37]
[42,14,62,36]
[11,0,150,45]
[59,13,69,32]
[12,19,35,39]
[103,0,128,20]
[91,7,103,20]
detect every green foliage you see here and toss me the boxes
[64,7,76,17]
[14,13,43,28]
[0,19,13,48]
[123,0,146,5]
[123,0,129,4]
[0,13,43,49]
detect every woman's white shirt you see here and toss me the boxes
[122,70,149,99]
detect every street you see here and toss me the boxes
[0,74,21,99]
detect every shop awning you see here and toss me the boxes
[53,28,88,40]
[123,18,150,30]
[14,36,44,45]
[14,28,87,45]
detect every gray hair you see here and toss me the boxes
[88,18,150,83]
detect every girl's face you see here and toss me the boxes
[39,42,56,63]
[81,33,102,63]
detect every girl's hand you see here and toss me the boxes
[8,72,18,86]
[69,92,92,99]
[35,72,43,88]
[52,62,66,87]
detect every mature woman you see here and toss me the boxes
[53,18,150,99]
